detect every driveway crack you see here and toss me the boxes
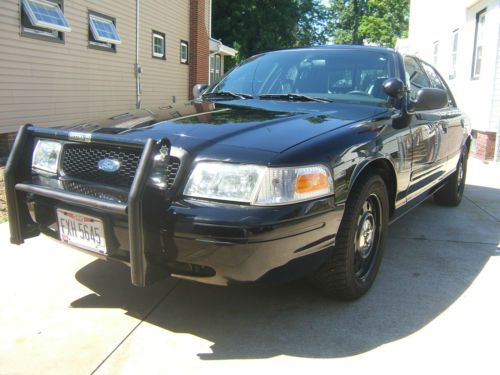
[391,236,497,246]
[90,280,180,375]
[464,194,500,223]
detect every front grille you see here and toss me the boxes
[61,144,180,189]
[62,144,141,187]
[62,180,129,203]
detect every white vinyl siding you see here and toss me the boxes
[490,28,500,159]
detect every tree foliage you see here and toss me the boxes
[212,0,329,63]
[327,0,409,47]
[297,0,330,46]
[212,0,409,68]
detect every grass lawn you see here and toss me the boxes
[0,167,7,223]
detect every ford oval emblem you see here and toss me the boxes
[97,158,121,173]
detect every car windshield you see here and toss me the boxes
[207,49,396,107]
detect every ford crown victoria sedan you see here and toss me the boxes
[5,46,470,300]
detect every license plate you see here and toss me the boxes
[57,209,107,254]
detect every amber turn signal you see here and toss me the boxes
[295,172,329,193]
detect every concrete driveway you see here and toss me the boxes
[1,158,499,375]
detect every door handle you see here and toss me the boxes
[439,121,448,133]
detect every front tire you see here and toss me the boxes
[434,148,468,207]
[312,172,389,300]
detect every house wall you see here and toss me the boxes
[188,0,209,96]
[139,1,190,107]
[0,0,192,134]
[408,0,500,160]
[490,22,500,159]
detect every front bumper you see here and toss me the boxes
[6,125,344,286]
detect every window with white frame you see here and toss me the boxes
[21,0,70,42]
[88,11,121,52]
[450,29,459,79]
[180,40,189,64]
[209,54,222,83]
[215,54,221,77]
[472,9,486,79]
[210,55,215,83]
[433,41,439,66]
[152,31,165,59]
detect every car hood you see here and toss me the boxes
[65,99,389,154]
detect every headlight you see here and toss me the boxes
[183,162,333,205]
[32,139,62,175]
[184,162,266,203]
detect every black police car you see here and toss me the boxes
[5,46,470,300]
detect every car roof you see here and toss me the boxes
[266,44,395,54]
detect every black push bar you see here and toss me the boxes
[128,138,156,286]
[4,124,31,245]
[5,125,169,287]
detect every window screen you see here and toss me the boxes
[89,14,121,44]
[22,0,70,32]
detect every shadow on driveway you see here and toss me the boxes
[70,184,500,360]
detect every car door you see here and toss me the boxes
[403,56,448,200]
[419,60,464,174]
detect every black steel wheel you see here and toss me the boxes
[312,172,389,300]
[353,193,382,282]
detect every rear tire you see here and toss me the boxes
[311,172,389,301]
[434,148,468,207]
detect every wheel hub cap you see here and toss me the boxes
[357,212,375,258]
[457,161,464,189]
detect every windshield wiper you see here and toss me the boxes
[202,91,253,100]
[259,93,333,103]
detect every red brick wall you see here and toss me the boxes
[189,0,209,99]
[472,130,496,161]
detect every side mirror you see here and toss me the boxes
[409,88,448,112]
[193,84,209,99]
[383,78,405,100]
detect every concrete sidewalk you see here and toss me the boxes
[1,158,499,375]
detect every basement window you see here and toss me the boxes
[88,11,121,52]
[152,31,165,59]
[180,40,189,64]
[21,0,70,43]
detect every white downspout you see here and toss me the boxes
[208,0,213,82]
[135,0,141,109]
